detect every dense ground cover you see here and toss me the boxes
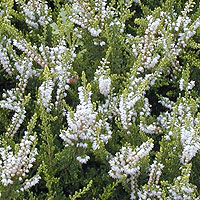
[0,0,200,199]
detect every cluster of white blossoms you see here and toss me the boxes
[20,0,52,29]
[175,1,200,44]
[60,85,112,163]
[0,36,14,75]
[166,165,198,200]
[38,40,68,67]
[0,53,39,138]
[0,89,21,112]
[138,163,199,200]
[118,73,156,131]
[157,94,200,165]
[18,174,41,192]
[109,18,126,33]
[98,76,111,96]
[125,0,140,6]
[147,161,164,186]
[0,131,38,187]
[128,1,200,75]
[158,96,175,110]
[161,2,200,64]
[139,123,160,135]
[13,39,46,67]
[38,39,76,107]
[94,58,117,119]
[38,78,54,112]
[76,155,90,164]
[137,185,163,200]
[180,119,200,164]
[0,88,26,138]
[5,107,26,138]
[179,78,195,91]
[130,15,162,72]
[108,140,154,199]
[15,57,38,93]
[95,57,112,97]
[69,0,115,37]
[108,140,154,179]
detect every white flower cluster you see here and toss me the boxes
[125,0,140,5]
[109,18,126,33]
[158,96,175,110]
[147,16,161,34]
[0,89,21,111]
[128,2,200,75]
[76,155,90,164]
[130,16,162,72]
[60,85,112,163]
[98,99,115,121]
[139,123,159,135]
[0,89,26,138]
[21,0,52,29]
[74,27,83,39]
[69,0,111,37]
[137,161,164,199]
[118,73,155,131]
[186,80,195,91]
[148,161,164,185]
[0,54,38,137]
[137,186,163,200]
[0,36,14,75]
[138,164,199,200]
[39,40,68,67]
[5,107,26,138]
[109,140,154,199]
[95,57,112,97]
[157,96,200,164]
[166,165,198,200]
[108,140,154,179]
[131,44,138,57]
[98,76,111,96]
[180,124,200,164]
[162,3,200,59]
[179,78,195,91]
[13,39,46,67]
[18,174,41,192]
[177,17,200,48]
[38,39,76,107]
[38,79,54,112]
[15,57,38,94]
[0,131,38,187]
[174,1,200,44]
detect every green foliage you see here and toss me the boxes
[69,180,93,200]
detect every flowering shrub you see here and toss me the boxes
[0,0,200,199]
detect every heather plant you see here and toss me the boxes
[0,0,200,199]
